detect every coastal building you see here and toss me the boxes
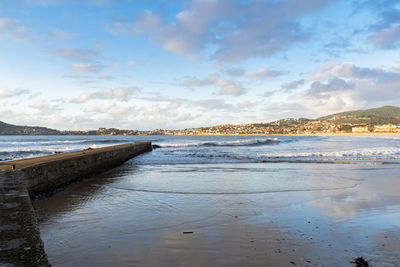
[374,124,400,133]
[352,125,369,133]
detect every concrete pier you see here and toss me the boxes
[0,171,49,266]
[0,142,152,266]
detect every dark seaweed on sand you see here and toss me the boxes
[351,257,370,267]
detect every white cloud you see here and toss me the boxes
[0,17,28,41]
[166,101,181,110]
[224,67,244,77]
[173,113,200,122]
[368,24,400,48]
[104,87,138,101]
[72,93,91,103]
[309,62,399,83]
[306,78,354,97]
[180,74,219,87]
[0,88,30,98]
[10,0,112,6]
[262,91,276,98]
[84,102,115,113]
[281,79,305,91]
[298,62,400,116]
[63,73,115,83]
[72,63,104,72]
[330,62,397,80]
[236,101,260,110]
[180,74,245,96]
[109,0,335,63]
[51,43,102,62]
[99,74,114,80]
[364,0,400,49]
[136,103,191,126]
[82,102,137,121]
[49,28,77,40]
[219,80,244,96]
[71,86,140,103]
[111,106,136,117]
[190,99,234,110]
[245,68,284,80]
[135,102,200,128]
[29,99,63,113]
[139,105,169,123]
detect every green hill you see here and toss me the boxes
[317,105,400,125]
[0,121,60,135]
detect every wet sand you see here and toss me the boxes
[33,162,400,266]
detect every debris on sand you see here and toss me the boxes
[351,257,370,267]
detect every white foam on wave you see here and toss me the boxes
[0,143,100,153]
[158,138,279,148]
[0,140,90,145]
[258,147,400,159]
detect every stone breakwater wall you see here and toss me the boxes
[0,142,152,266]
[25,142,151,197]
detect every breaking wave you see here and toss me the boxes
[0,139,129,146]
[135,145,400,165]
[0,150,58,161]
[160,138,279,148]
[258,147,400,160]
[0,145,99,161]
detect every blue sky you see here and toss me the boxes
[1,0,400,130]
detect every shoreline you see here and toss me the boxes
[160,132,400,136]
[0,132,400,137]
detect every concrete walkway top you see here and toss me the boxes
[0,142,151,171]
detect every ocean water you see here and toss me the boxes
[3,135,400,266]
[0,135,147,162]
[2,134,400,164]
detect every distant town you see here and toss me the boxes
[60,105,400,135]
[77,120,400,136]
[1,105,400,135]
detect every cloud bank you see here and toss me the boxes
[180,74,245,96]
[71,87,140,103]
[109,0,335,63]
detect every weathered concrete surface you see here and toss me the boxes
[0,141,152,266]
[0,171,49,266]
[0,142,152,198]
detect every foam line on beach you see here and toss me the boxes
[106,182,360,195]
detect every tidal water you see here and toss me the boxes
[4,135,400,266]
[2,134,400,163]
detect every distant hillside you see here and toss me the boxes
[1,105,400,135]
[0,121,60,135]
[317,105,400,125]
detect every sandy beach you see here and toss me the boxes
[33,162,400,266]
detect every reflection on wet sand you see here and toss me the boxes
[34,165,139,224]
[311,167,400,219]
[33,163,400,266]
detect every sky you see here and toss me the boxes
[1,0,400,130]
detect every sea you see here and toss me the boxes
[2,135,400,266]
[2,134,400,164]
